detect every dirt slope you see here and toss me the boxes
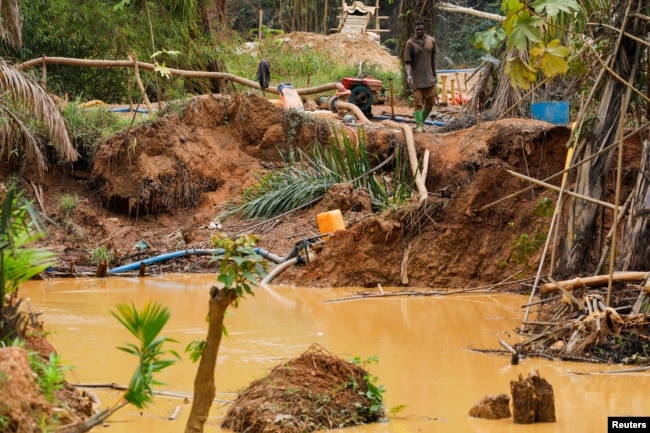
[9,30,576,289]
[24,89,574,289]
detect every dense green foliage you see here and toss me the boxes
[13,0,214,102]
[10,0,496,103]
[0,186,55,319]
[435,0,502,68]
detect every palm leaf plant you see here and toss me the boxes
[61,301,180,432]
[219,125,414,221]
[0,185,56,325]
[111,300,180,408]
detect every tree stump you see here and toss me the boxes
[95,261,108,277]
[510,370,556,424]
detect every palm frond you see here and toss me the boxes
[0,59,78,171]
[0,103,47,172]
[111,300,179,409]
[219,125,415,221]
[0,0,22,49]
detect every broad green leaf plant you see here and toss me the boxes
[111,301,180,408]
[473,0,582,89]
[0,184,55,318]
[66,301,180,432]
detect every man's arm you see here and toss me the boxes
[405,63,413,86]
[430,37,437,77]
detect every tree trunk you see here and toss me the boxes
[184,286,237,433]
[620,140,650,270]
[204,0,227,33]
[559,0,645,274]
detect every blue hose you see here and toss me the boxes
[108,249,223,274]
[107,247,286,274]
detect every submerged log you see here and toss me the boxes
[510,370,556,424]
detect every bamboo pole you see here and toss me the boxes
[521,144,574,327]
[549,143,575,275]
[607,96,626,306]
[41,55,46,87]
[450,79,456,105]
[595,192,633,274]
[506,170,620,211]
[388,78,395,119]
[128,53,154,116]
[479,121,650,212]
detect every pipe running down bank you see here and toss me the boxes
[107,242,316,285]
[108,249,221,274]
[382,119,429,201]
[108,247,285,274]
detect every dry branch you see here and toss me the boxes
[540,272,649,294]
[17,56,339,96]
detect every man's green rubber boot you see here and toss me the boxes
[415,110,424,132]
[422,107,432,122]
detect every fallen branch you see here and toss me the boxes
[507,170,620,211]
[17,56,339,96]
[324,290,441,303]
[168,406,182,421]
[71,383,234,403]
[571,364,650,375]
[540,272,649,294]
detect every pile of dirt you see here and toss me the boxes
[221,344,384,433]
[0,347,52,432]
[275,32,400,72]
[0,311,94,432]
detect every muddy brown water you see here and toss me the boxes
[20,276,650,432]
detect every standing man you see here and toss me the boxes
[404,22,437,132]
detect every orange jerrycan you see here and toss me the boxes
[317,210,345,241]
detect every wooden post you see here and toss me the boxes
[41,56,47,88]
[374,0,380,42]
[388,78,395,119]
[129,52,154,116]
[258,10,263,39]
[95,261,108,277]
[450,79,456,105]
[440,75,448,105]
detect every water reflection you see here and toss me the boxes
[20,275,650,433]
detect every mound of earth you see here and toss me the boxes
[221,344,384,433]
[275,32,400,72]
[0,347,52,433]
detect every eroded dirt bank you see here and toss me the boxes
[24,93,579,289]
